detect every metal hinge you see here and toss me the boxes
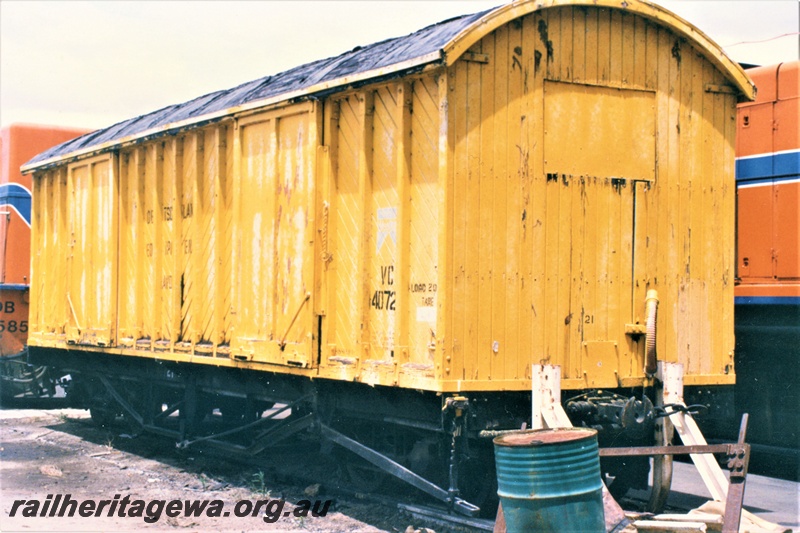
[461,52,489,64]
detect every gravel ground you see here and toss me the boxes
[0,408,472,533]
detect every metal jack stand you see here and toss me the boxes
[599,362,754,533]
[528,364,757,533]
[658,362,754,532]
[600,414,751,533]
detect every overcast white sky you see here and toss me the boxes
[1,1,798,131]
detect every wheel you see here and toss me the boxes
[459,447,499,518]
[90,403,118,427]
[337,421,393,492]
[89,391,120,427]
[603,455,649,501]
[0,360,54,401]
[647,415,674,513]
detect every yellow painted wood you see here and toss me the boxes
[30,167,69,340]
[437,71,453,384]
[367,86,400,363]
[407,76,440,369]
[178,133,199,348]
[65,154,117,346]
[28,2,745,393]
[393,82,411,365]
[441,0,754,99]
[117,148,143,344]
[215,125,235,350]
[440,6,738,390]
[231,103,316,366]
[327,94,369,365]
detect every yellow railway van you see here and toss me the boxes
[23,0,753,515]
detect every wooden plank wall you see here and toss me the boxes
[444,6,737,389]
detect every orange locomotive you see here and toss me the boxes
[733,61,799,474]
[0,124,89,399]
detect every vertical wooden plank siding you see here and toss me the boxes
[393,83,411,364]
[449,58,467,383]
[229,104,315,365]
[407,78,441,368]
[325,95,367,365]
[119,125,228,354]
[117,150,140,343]
[197,128,218,349]
[34,171,49,334]
[464,53,482,383]
[367,86,399,362]
[321,82,442,383]
[235,116,277,358]
[438,70,454,384]
[478,35,495,383]
[496,20,513,381]
[220,125,235,349]
[179,133,199,347]
[62,155,117,346]
[527,14,547,382]
[442,6,736,389]
[26,4,741,392]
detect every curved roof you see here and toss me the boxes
[24,0,754,172]
[442,0,755,97]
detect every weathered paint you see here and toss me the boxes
[1,125,89,357]
[736,61,799,296]
[27,1,749,392]
[494,429,604,532]
[21,1,752,175]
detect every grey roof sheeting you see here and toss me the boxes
[25,7,494,170]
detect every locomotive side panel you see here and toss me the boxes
[734,61,799,455]
[2,125,87,398]
[736,61,799,297]
[442,6,738,390]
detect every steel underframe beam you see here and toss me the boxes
[319,424,480,517]
[97,373,315,449]
[196,414,316,455]
[97,373,480,516]
[176,395,311,449]
[97,374,179,439]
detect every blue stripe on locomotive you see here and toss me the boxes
[736,149,800,182]
[735,296,800,305]
[0,183,31,226]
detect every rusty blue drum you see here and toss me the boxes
[493,428,605,532]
